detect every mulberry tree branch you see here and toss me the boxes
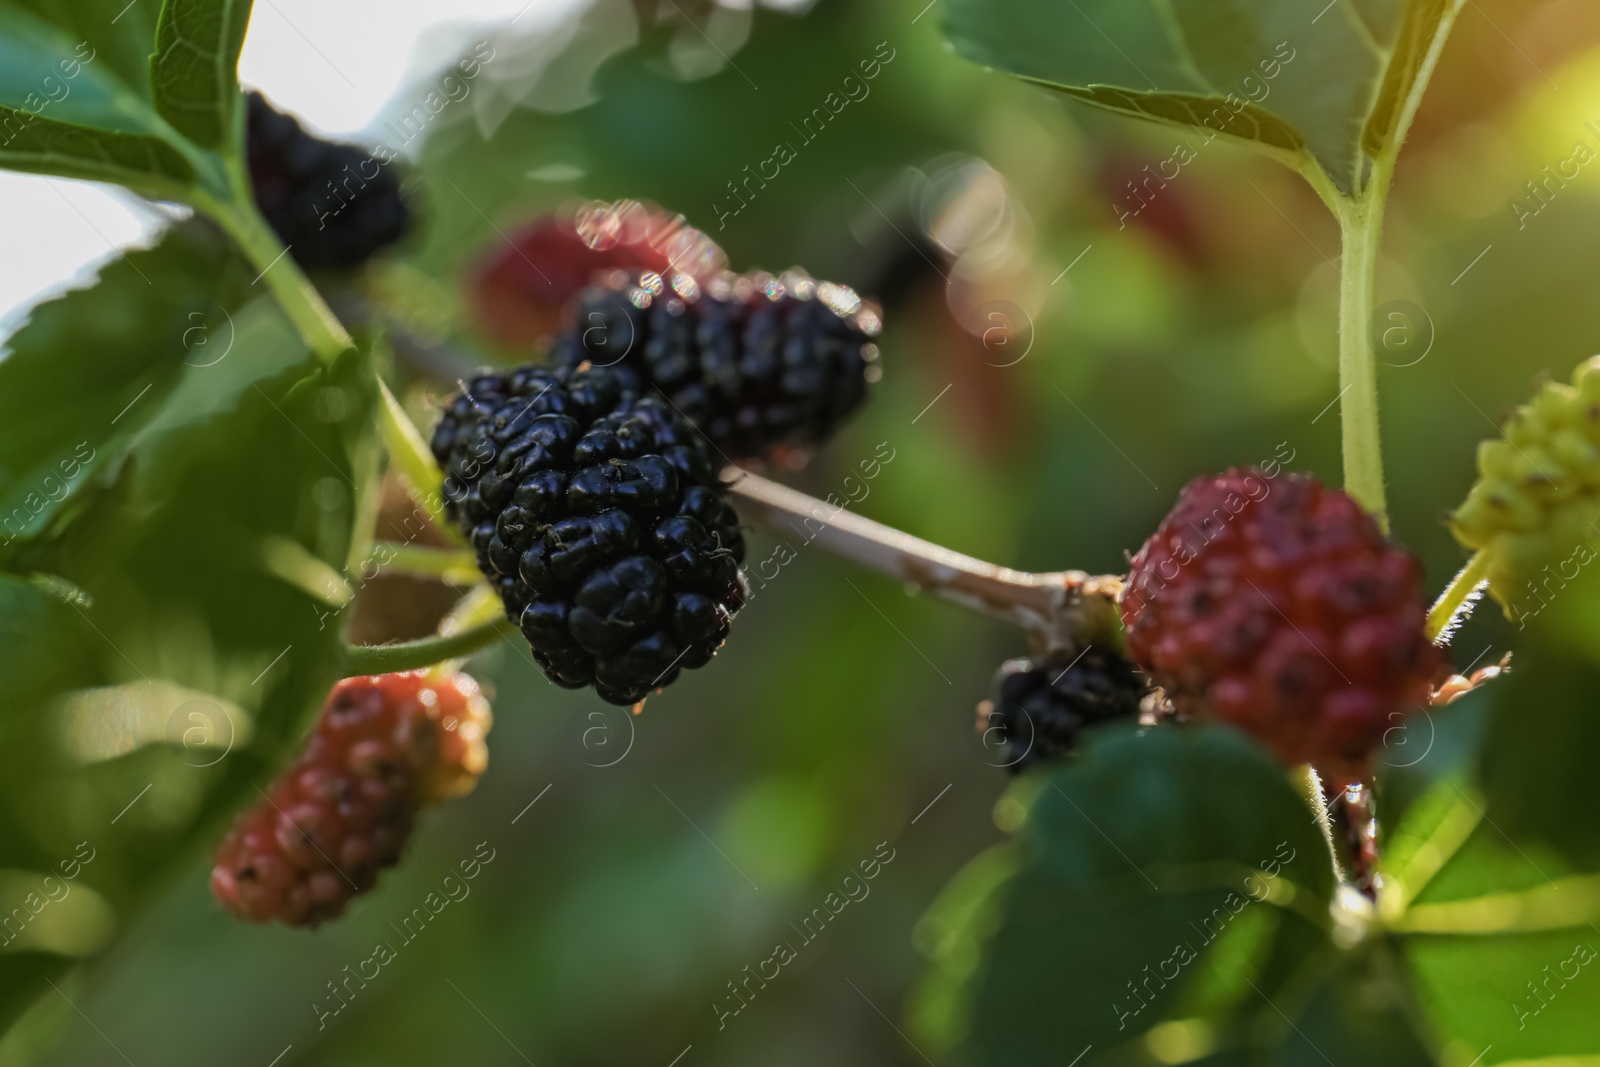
[724,468,1124,651]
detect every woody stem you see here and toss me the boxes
[724,468,1123,651]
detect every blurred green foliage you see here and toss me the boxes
[0,227,377,1039]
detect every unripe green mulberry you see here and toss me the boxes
[1451,356,1600,616]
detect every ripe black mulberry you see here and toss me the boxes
[553,270,879,462]
[430,363,747,704]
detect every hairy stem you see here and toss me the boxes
[1336,191,1389,529]
[1292,764,1345,885]
[1426,550,1490,642]
[344,615,513,676]
[725,468,1123,651]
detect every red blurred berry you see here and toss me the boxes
[211,668,491,927]
[467,199,725,346]
[1120,469,1440,785]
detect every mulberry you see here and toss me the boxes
[468,200,725,346]
[1121,469,1440,785]
[553,270,880,462]
[1450,355,1600,616]
[978,647,1147,772]
[244,91,411,270]
[210,669,491,926]
[430,363,746,704]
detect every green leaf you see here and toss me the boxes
[10,0,162,95]
[0,298,378,1031]
[148,0,252,149]
[948,725,1358,1065]
[1393,808,1600,1064]
[1384,632,1600,1064]
[0,221,252,548]
[0,573,95,716]
[940,0,1462,196]
[0,2,198,192]
[1280,946,1438,1066]
[0,107,193,188]
[1479,651,1600,872]
[908,842,1019,1054]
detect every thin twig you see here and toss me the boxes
[344,613,513,677]
[724,467,1123,651]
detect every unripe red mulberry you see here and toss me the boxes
[467,200,726,346]
[210,669,491,927]
[1120,469,1440,785]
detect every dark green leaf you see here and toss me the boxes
[1395,808,1600,1063]
[1284,945,1437,1066]
[1479,650,1600,872]
[0,220,252,548]
[1375,685,1492,832]
[0,108,193,188]
[952,725,1344,1065]
[148,0,252,149]
[0,573,95,714]
[940,0,1460,195]
[1385,626,1600,1064]
[0,299,377,1031]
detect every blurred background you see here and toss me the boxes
[3,0,1599,1062]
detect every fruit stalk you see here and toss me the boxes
[725,468,1123,650]
[1292,764,1344,884]
[345,615,513,676]
[1426,550,1489,642]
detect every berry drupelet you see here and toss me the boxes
[1121,469,1441,785]
[211,669,491,927]
[430,363,747,705]
[979,646,1148,772]
[244,91,411,270]
[553,270,880,463]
